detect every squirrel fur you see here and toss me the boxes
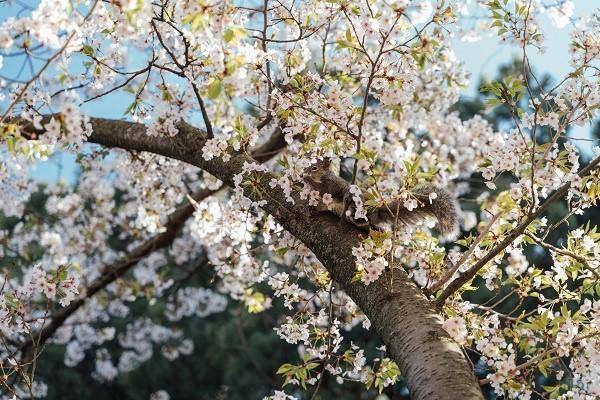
[303,158,459,237]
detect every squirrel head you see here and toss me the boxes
[303,157,332,183]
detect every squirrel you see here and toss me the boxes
[303,157,459,238]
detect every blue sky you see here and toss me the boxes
[2,2,599,184]
[453,1,599,148]
[454,2,598,88]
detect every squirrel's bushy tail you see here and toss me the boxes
[367,185,459,238]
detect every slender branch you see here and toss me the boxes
[351,13,401,183]
[427,210,503,295]
[84,63,153,103]
[191,82,215,138]
[151,18,215,138]
[16,186,217,357]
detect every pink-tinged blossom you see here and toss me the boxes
[442,317,468,345]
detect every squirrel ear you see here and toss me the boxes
[322,157,332,168]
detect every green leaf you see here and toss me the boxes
[123,100,138,116]
[276,363,294,374]
[336,40,352,49]
[223,29,235,43]
[59,269,68,281]
[305,362,319,370]
[6,135,16,153]
[207,79,222,99]
[275,247,289,257]
[82,45,94,57]
[539,361,549,377]
[183,13,205,31]
[351,270,364,283]
[4,292,18,308]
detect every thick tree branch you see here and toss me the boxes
[53,117,484,400]
[11,118,287,354]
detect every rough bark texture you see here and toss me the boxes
[28,118,484,399]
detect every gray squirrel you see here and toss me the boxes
[303,158,459,237]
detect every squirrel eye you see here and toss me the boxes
[311,166,318,171]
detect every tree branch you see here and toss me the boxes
[17,186,217,356]
[426,210,503,295]
[12,118,286,357]
[435,155,600,307]
[525,233,599,279]
[57,117,484,400]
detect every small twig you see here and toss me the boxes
[0,0,100,123]
[479,332,600,386]
[526,233,599,279]
[427,210,502,295]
